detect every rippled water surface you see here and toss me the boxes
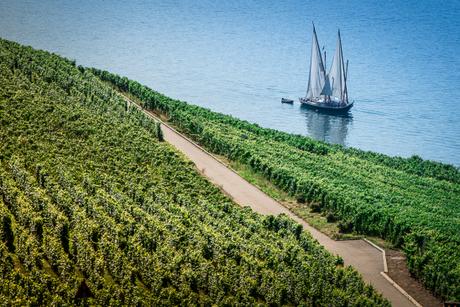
[1,0,459,165]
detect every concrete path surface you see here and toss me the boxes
[126,97,415,306]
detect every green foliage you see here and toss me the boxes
[0,214,14,252]
[92,58,460,300]
[0,38,389,305]
[155,122,164,142]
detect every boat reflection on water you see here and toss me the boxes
[300,104,353,146]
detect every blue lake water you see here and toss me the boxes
[1,0,459,165]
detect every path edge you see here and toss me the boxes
[363,238,388,273]
[363,239,423,307]
[380,272,423,307]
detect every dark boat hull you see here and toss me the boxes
[281,98,294,104]
[299,98,353,114]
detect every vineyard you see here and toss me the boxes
[0,39,391,305]
[93,64,460,300]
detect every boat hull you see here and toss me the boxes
[281,98,294,104]
[299,98,353,114]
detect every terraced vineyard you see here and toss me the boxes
[0,39,390,305]
[93,67,460,300]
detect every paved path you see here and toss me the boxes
[126,97,415,306]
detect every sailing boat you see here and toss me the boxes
[300,24,353,113]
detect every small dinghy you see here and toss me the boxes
[281,98,294,104]
[299,24,353,114]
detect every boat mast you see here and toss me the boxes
[324,49,329,102]
[344,60,349,103]
[338,29,348,104]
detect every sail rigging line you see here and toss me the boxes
[338,30,344,102]
[324,49,330,102]
[339,30,348,103]
[344,59,349,102]
[337,29,349,104]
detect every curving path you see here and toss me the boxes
[125,96,415,306]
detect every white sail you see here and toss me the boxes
[328,30,346,101]
[321,74,332,96]
[306,25,330,99]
